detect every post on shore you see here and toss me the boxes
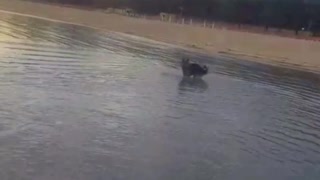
[212,22,215,29]
[190,19,193,25]
[182,18,185,25]
[204,20,206,28]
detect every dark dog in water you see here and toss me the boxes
[181,58,208,77]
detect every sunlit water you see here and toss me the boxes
[0,13,320,180]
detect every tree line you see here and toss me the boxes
[38,0,320,35]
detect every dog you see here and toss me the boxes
[181,58,208,77]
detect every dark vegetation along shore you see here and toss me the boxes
[35,0,320,36]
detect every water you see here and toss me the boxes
[0,13,320,180]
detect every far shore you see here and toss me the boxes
[1,0,320,73]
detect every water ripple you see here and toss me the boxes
[0,12,320,180]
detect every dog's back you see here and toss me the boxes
[189,63,208,77]
[181,58,208,77]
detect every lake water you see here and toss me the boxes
[0,13,320,180]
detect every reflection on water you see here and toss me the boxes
[0,12,320,180]
[178,77,208,93]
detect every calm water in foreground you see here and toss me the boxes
[0,13,320,180]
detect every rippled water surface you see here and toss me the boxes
[1,13,320,180]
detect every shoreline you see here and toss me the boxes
[1,0,320,74]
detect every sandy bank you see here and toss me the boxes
[0,0,320,72]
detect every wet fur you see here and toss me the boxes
[181,58,208,77]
